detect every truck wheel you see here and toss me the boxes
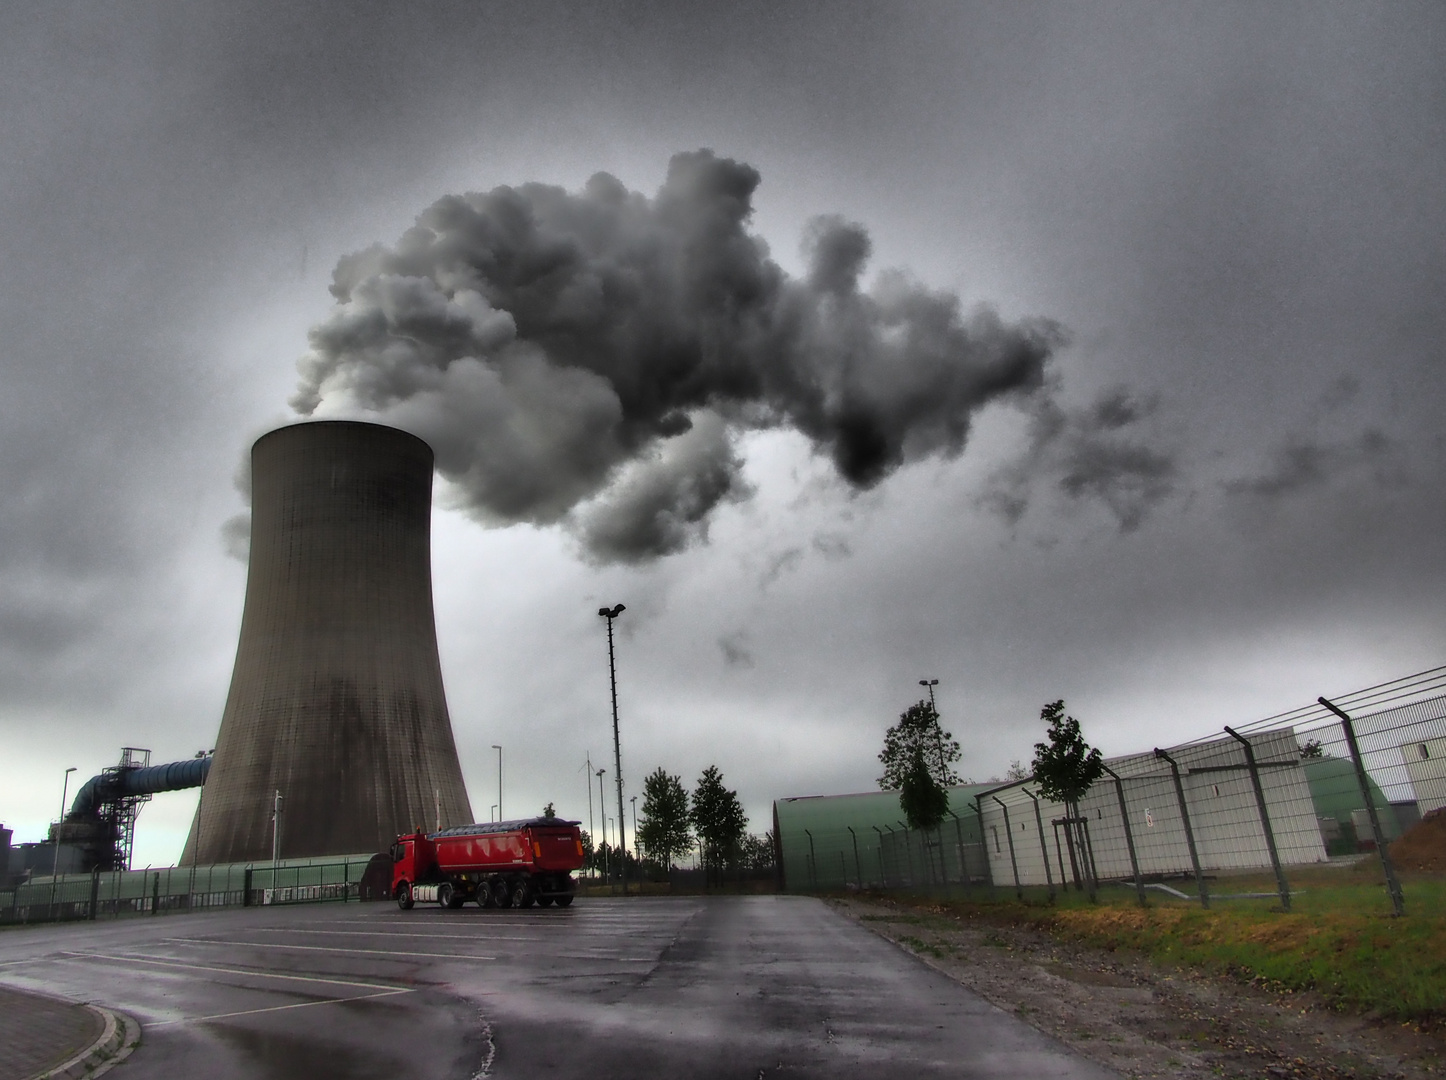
[396,882,414,911]
[446,885,466,909]
[537,894,555,907]
[492,878,512,908]
[437,883,454,909]
[510,879,535,909]
[554,894,574,907]
[476,883,495,909]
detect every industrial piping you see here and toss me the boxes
[68,756,211,818]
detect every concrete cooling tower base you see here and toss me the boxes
[184,421,472,864]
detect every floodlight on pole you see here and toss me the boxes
[598,603,628,896]
[919,678,943,773]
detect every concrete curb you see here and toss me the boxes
[33,1005,141,1080]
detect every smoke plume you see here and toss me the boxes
[979,388,1179,532]
[294,149,1065,561]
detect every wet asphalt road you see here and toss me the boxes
[0,895,1118,1078]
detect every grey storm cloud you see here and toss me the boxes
[979,387,1179,532]
[1224,429,1393,500]
[293,149,1065,561]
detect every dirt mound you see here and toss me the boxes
[1389,808,1446,873]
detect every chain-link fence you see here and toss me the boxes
[776,665,1446,917]
[0,853,389,925]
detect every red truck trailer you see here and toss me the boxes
[390,817,585,910]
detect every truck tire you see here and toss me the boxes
[476,882,495,908]
[437,883,454,909]
[396,882,414,911]
[554,894,574,907]
[537,894,555,907]
[510,878,536,909]
[491,878,512,908]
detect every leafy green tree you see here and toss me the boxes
[542,802,557,819]
[899,747,951,830]
[1030,699,1103,809]
[637,768,693,869]
[691,765,748,877]
[878,700,961,789]
[739,831,776,871]
[878,700,961,830]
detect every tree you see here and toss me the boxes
[691,766,748,877]
[878,700,961,831]
[1030,699,1103,808]
[542,802,557,819]
[739,832,776,871]
[637,768,693,869]
[899,747,951,830]
[1005,759,1030,782]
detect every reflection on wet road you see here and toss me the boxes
[0,895,1117,1078]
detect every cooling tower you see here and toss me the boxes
[183,420,472,864]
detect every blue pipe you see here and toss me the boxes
[68,756,211,818]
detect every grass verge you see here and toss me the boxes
[880,872,1446,1023]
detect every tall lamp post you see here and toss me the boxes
[919,678,943,773]
[630,795,639,870]
[596,767,608,882]
[492,744,503,822]
[598,603,628,896]
[50,766,76,910]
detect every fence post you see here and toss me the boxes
[151,871,161,916]
[804,829,818,892]
[973,798,996,898]
[949,812,969,896]
[1319,697,1406,917]
[1155,748,1209,909]
[1051,820,1071,891]
[1058,814,1084,890]
[1224,726,1292,911]
[243,867,253,907]
[1078,813,1098,903]
[871,826,886,886]
[89,870,99,921]
[1101,764,1146,907]
[846,827,863,889]
[992,797,1023,900]
[1021,789,1055,902]
[897,823,917,888]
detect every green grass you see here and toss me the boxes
[883,871,1446,1022]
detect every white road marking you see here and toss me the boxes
[149,987,411,1027]
[166,937,497,961]
[251,927,669,944]
[57,951,406,990]
[255,928,537,942]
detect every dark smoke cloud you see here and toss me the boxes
[294,150,1065,561]
[979,388,1179,532]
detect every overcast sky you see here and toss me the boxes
[1,2,1442,867]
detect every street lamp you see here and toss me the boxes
[492,744,503,822]
[596,767,607,882]
[919,678,944,773]
[50,766,76,909]
[598,603,628,896]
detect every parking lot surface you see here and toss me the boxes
[0,895,1117,1078]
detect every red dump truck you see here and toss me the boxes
[391,817,585,910]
